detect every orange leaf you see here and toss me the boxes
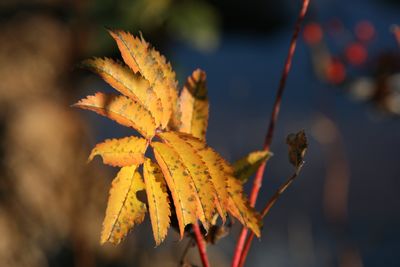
[222,161,262,238]
[101,166,147,244]
[108,30,174,128]
[150,49,179,127]
[179,134,228,221]
[107,30,141,73]
[159,132,217,230]
[151,141,198,238]
[181,134,261,237]
[73,92,156,139]
[82,58,163,126]
[143,158,171,246]
[88,136,147,167]
[178,69,209,140]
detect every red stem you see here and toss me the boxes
[238,171,301,267]
[193,222,210,267]
[231,1,310,266]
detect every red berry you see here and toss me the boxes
[355,20,375,42]
[325,58,346,84]
[303,22,323,45]
[345,42,368,66]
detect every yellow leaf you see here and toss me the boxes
[88,136,147,167]
[222,162,262,238]
[101,166,147,244]
[178,69,209,140]
[108,30,173,128]
[82,57,163,126]
[159,132,217,229]
[143,158,171,246]
[73,92,156,139]
[151,141,198,238]
[180,135,228,221]
[181,134,261,237]
[150,49,179,127]
[107,30,141,74]
[233,150,273,183]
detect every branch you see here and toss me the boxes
[238,165,304,267]
[232,1,310,266]
[179,238,194,266]
[193,222,210,267]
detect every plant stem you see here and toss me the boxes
[231,1,310,266]
[179,238,194,266]
[193,222,210,267]
[238,168,303,267]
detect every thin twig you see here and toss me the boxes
[231,1,310,266]
[238,166,304,267]
[179,238,194,267]
[193,222,210,267]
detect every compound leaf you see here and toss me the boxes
[77,29,265,245]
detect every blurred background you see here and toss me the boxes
[0,0,399,266]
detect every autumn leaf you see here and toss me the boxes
[223,163,262,237]
[108,30,177,128]
[143,158,171,246]
[181,134,261,236]
[88,136,147,167]
[233,150,273,183]
[179,134,228,221]
[101,166,147,244]
[150,48,179,126]
[81,57,163,126]
[75,29,262,246]
[286,129,308,171]
[178,69,209,140]
[73,92,156,139]
[152,142,198,238]
[159,132,217,229]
